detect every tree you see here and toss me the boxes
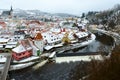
[113,4,120,11]
[108,20,116,29]
[70,45,120,80]
[87,45,120,80]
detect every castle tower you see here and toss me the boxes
[34,32,44,55]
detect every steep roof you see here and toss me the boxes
[10,6,13,12]
[12,39,32,53]
[34,32,43,40]
[12,44,32,53]
[2,11,10,16]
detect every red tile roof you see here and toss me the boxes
[34,32,43,40]
[0,22,6,28]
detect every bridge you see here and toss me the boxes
[0,53,12,80]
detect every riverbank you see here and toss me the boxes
[10,62,80,80]
[9,33,114,80]
[88,25,120,46]
[70,45,120,80]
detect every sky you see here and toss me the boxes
[0,0,120,15]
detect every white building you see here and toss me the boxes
[42,31,62,46]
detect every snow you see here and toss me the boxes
[44,46,53,50]
[0,38,9,43]
[12,44,32,53]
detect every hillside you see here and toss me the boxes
[86,4,120,26]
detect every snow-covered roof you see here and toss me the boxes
[0,25,3,29]
[7,42,17,45]
[76,32,88,38]
[5,45,15,48]
[77,23,84,27]
[42,32,62,43]
[50,28,61,33]
[12,44,32,53]
[0,38,9,43]
[0,45,3,48]
[9,22,17,27]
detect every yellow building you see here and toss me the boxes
[62,32,71,44]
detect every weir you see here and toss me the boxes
[48,52,105,63]
[55,55,103,63]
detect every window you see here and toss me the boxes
[17,53,21,56]
[22,53,25,55]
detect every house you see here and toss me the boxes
[0,34,11,52]
[42,31,62,46]
[12,30,25,42]
[0,38,10,52]
[12,39,32,60]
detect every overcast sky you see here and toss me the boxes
[0,0,120,15]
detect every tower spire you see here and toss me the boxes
[10,5,13,12]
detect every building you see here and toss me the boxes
[42,31,62,46]
[12,30,25,42]
[12,39,32,60]
[1,6,13,18]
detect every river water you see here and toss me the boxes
[9,34,114,80]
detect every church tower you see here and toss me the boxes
[9,5,13,18]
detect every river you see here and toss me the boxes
[9,34,114,80]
